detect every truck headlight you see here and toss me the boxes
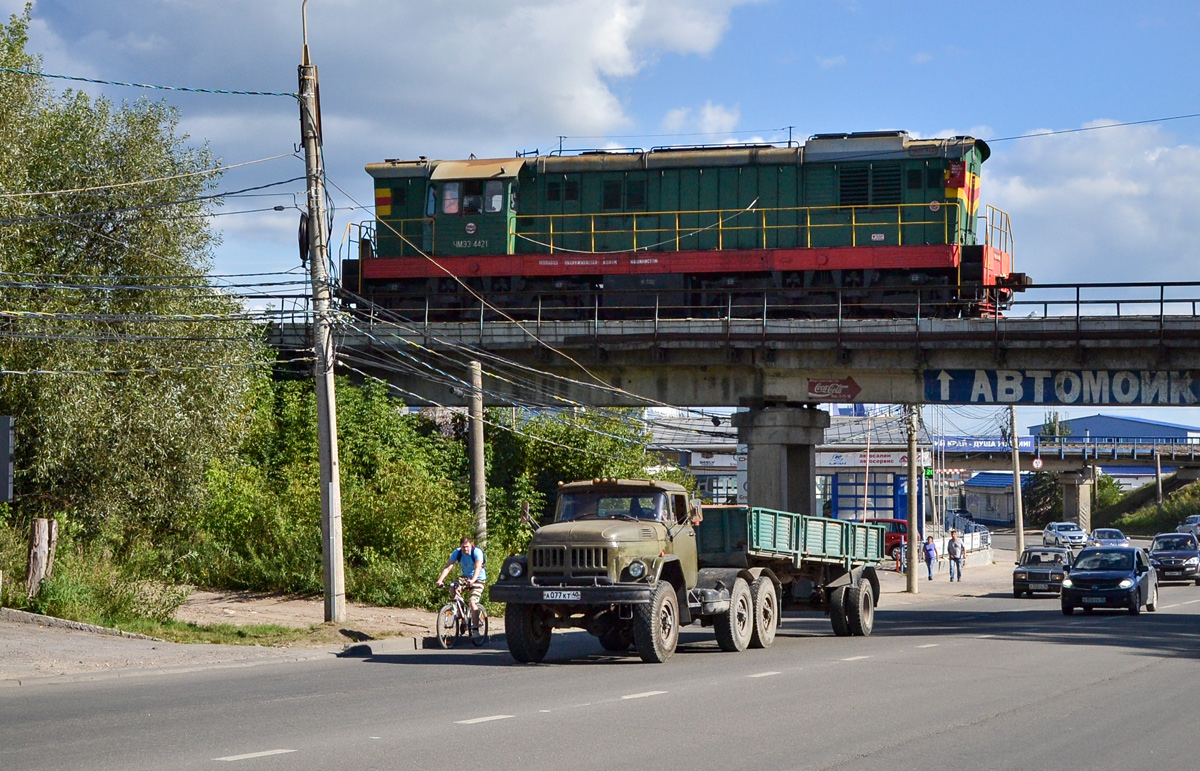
[627,560,646,579]
[507,561,524,578]
[1118,578,1134,589]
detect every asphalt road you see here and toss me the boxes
[4,572,1200,770]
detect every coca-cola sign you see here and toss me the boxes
[807,377,861,401]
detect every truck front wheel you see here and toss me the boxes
[749,576,778,649]
[715,577,754,652]
[505,604,553,663]
[634,582,679,663]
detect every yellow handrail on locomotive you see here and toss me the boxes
[510,201,967,255]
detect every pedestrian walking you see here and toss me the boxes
[947,529,965,582]
[922,536,937,580]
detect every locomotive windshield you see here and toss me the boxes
[556,491,667,522]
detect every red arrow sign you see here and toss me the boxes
[807,377,862,401]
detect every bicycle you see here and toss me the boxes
[436,580,489,649]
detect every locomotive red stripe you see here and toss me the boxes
[359,245,995,280]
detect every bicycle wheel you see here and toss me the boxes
[436,603,458,649]
[470,607,490,646]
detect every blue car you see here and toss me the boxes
[1061,547,1158,616]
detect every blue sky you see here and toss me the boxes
[7,0,1200,434]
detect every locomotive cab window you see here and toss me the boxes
[439,180,506,215]
[484,180,504,213]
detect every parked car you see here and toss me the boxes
[1088,528,1131,548]
[1013,547,1073,597]
[1043,522,1088,548]
[1148,532,1200,584]
[1061,547,1158,615]
[1176,514,1200,539]
[865,518,911,560]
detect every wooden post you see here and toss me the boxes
[26,518,49,598]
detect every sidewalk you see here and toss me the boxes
[878,548,1018,604]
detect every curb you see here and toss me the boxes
[0,607,163,642]
[340,632,507,656]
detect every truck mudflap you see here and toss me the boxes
[489,581,654,605]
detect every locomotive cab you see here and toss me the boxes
[425,159,522,257]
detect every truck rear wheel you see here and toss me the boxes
[634,581,679,663]
[829,586,851,637]
[715,577,754,652]
[846,580,874,636]
[505,604,552,663]
[749,576,778,649]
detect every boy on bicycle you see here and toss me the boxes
[436,536,486,624]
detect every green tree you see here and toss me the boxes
[0,7,265,546]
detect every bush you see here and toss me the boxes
[1115,483,1200,536]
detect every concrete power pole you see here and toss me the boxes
[906,405,919,594]
[299,8,345,623]
[469,361,487,548]
[1010,405,1025,557]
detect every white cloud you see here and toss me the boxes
[816,54,846,69]
[659,100,740,137]
[984,122,1200,283]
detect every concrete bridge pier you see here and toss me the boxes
[732,405,830,514]
[1059,471,1094,531]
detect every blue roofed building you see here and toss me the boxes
[1029,414,1200,443]
[963,471,1034,527]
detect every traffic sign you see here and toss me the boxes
[1031,458,1044,470]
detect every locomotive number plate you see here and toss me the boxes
[543,590,581,601]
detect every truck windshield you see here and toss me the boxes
[556,491,666,522]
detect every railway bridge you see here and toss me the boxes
[270,281,1200,522]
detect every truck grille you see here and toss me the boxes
[530,546,609,578]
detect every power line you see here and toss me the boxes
[0,152,300,199]
[0,65,296,98]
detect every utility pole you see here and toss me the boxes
[1010,406,1025,557]
[299,2,345,623]
[1155,449,1163,516]
[469,361,487,548]
[906,405,919,594]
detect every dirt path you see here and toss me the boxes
[174,590,437,639]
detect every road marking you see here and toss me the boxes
[976,634,996,639]
[1160,603,1180,609]
[1183,599,1200,605]
[747,671,780,678]
[917,644,939,648]
[214,750,296,762]
[455,715,514,724]
[841,656,870,661]
[622,691,667,700]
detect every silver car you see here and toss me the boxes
[1043,521,1088,548]
[1177,515,1200,539]
[1088,528,1131,548]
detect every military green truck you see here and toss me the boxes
[490,478,884,664]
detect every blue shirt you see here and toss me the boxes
[450,546,486,581]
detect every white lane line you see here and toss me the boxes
[841,655,870,662]
[747,671,780,678]
[455,715,514,725]
[1183,599,1200,605]
[1160,603,1180,609]
[976,634,996,639]
[622,691,667,700]
[214,749,296,762]
[916,644,939,649]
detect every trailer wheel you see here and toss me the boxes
[749,576,778,649]
[505,604,552,663]
[714,577,754,652]
[634,582,679,663]
[829,586,851,637]
[846,580,875,636]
